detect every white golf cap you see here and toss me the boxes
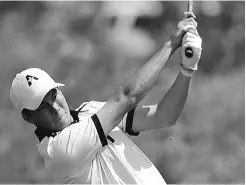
[10,68,65,113]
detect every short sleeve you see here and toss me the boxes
[118,107,139,136]
[78,101,139,136]
[50,116,106,167]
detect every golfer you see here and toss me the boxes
[10,13,202,184]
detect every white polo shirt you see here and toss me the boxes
[37,101,166,184]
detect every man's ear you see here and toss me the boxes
[21,109,33,124]
[22,114,32,123]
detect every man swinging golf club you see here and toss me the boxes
[10,10,202,184]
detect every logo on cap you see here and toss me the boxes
[26,75,39,86]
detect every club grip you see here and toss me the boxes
[185,47,193,58]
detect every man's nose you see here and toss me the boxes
[47,100,60,114]
[53,102,61,114]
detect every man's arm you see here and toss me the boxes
[96,40,173,136]
[96,18,198,136]
[130,20,202,132]
[131,71,192,132]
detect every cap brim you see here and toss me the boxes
[25,82,65,111]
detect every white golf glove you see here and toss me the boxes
[181,25,202,77]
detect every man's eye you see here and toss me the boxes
[52,90,57,100]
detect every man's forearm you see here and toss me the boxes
[156,71,191,126]
[119,40,176,108]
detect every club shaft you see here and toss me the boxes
[185,0,194,58]
[188,0,193,12]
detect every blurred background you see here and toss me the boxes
[0,1,244,184]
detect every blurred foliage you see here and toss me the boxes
[0,1,244,184]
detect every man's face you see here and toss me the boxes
[30,87,72,131]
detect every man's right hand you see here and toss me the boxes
[169,12,197,52]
